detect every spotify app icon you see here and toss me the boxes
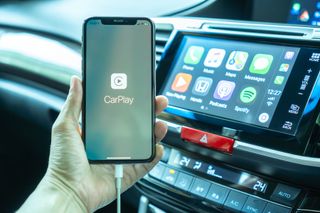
[240,87,257,104]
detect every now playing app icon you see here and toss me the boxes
[111,73,127,89]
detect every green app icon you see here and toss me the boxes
[249,54,273,75]
[274,76,285,85]
[184,46,205,65]
[240,87,257,103]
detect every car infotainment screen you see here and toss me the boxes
[160,35,320,135]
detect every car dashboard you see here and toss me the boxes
[0,17,320,213]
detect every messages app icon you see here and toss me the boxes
[249,54,273,75]
[184,46,205,65]
[213,80,236,101]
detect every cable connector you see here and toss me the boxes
[115,165,123,213]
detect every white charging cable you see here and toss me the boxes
[115,165,123,213]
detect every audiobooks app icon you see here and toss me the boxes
[171,73,192,93]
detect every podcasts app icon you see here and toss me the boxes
[213,80,236,101]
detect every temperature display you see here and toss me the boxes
[169,151,269,193]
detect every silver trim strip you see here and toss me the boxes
[234,141,320,167]
[158,119,320,168]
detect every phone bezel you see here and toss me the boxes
[82,17,156,163]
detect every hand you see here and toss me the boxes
[18,76,168,212]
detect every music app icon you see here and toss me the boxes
[204,48,226,68]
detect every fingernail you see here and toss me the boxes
[70,76,77,91]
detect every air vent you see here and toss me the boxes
[155,23,173,66]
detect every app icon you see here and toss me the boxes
[279,63,289,72]
[249,54,273,75]
[240,87,257,103]
[192,77,213,96]
[213,80,236,101]
[203,48,226,68]
[274,75,285,85]
[284,51,295,60]
[299,10,310,22]
[258,113,269,123]
[291,3,300,15]
[184,46,205,65]
[226,51,249,71]
[171,73,192,93]
[111,73,127,89]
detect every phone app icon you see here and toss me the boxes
[213,80,236,101]
[240,87,257,103]
[184,46,205,65]
[171,73,192,93]
[274,75,285,85]
[203,48,226,68]
[279,63,289,72]
[192,77,213,96]
[225,51,249,71]
[249,54,273,75]
[111,73,127,89]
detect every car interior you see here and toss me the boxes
[0,0,320,212]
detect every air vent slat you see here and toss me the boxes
[155,23,173,67]
[156,55,161,62]
[156,46,164,54]
[155,33,171,43]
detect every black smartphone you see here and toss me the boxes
[82,17,155,163]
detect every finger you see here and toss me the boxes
[155,95,168,115]
[155,121,167,143]
[58,76,83,125]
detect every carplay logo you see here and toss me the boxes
[104,95,134,105]
[111,73,127,89]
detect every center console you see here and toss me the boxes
[138,18,320,213]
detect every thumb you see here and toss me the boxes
[56,76,82,128]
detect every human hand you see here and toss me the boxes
[18,76,168,212]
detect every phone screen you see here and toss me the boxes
[83,18,154,162]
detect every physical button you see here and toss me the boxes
[161,167,179,185]
[149,164,165,180]
[174,172,193,191]
[180,126,235,153]
[263,203,292,213]
[271,184,301,206]
[242,196,267,213]
[205,183,230,206]
[189,178,211,197]
[161,146,171,163]
[224,190,248,212]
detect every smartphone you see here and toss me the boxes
[82,17,155,163]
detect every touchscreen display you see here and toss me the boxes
[85,19,153,161]
[161,36,300,129]
[288,0,320,26]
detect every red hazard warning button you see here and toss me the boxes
[180,126,235,154]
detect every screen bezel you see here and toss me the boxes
[156,30,320,154]
[82,17,156,163]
